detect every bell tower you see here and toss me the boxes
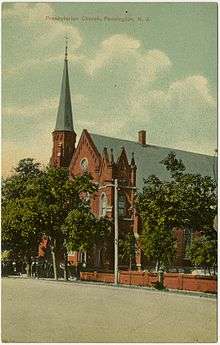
[50,38,76,168]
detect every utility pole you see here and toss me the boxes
[114,178,119,285]
[99,179,136,284]
[51,237,58,281]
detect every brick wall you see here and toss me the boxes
[51,130,76,168]
[80,271,217,293]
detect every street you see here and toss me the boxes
[1,277,217,342]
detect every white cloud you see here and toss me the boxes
[2,18,217,175]
[3,97,59,118]
[168,75,215,107]
[72,94,88,105]
[80,34,172,83]
[4,52,82,77]
[3,3,54,21]
[37,23,82,50]
[137,75,217,154]
[83,70,216,156]
[146,75,216,111]
[3,3,83,77]
[137,49,172,82]
[2,92,88,177]
[3,93,87,118]
[2,134,51,178]
[83,34,141,76]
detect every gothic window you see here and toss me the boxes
[100,193,108,217]
[57,143,62,157]
[118,193,126,217]
[80,158,88,172]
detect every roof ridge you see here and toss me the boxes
[90,132,213,158]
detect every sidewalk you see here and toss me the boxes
[5,275,217,299]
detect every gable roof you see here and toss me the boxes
[90,133,216,189]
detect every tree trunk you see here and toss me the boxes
[64,248,69,281]
[155,260,160,272]
[129,254,132,271]
[51,239,58,280]
[26,262,31,277]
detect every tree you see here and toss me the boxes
[28,168,98,280]
[187,234,217,274]
[118,230,136,269]
[64,210,113,270]
[64,208,97,253]
[137,152,217,271]
[2,159,43,276]
[2,160,98,278]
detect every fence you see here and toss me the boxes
[80,271,217,293]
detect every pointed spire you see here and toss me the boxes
[131,152,136,168]
[117,146,125,163]
[110,148,114,165]
[65,35,68,61]
[55,38,74,132]
[102,147,109,164]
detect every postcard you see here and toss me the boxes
[1,2,217,343]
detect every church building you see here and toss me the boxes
[50,44,215,270]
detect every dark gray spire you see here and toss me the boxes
[55,40,74,131]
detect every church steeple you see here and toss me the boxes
[50,39,76,168]
[55,37,74,132]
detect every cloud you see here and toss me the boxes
[2,92,88,177]
[141,75,217,154]
[136,49,172,82]
[82,34,141,76]
[168,75,215,107]
[80,34,172,83]
[3,3,54,21]
[72,94,88,105]
[2,136,51,178]
[69,34,215,155]
[78,70,216,156]
[3,93,87,118]
[2,19,217,176]
[4,52,82,77]
[2,97,59,118]
[146,75,216,113]
[3,3,83,77]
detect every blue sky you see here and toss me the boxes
[2,2,217,176]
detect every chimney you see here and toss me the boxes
[138,130,146,145]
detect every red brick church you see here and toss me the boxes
[49,45,215,270]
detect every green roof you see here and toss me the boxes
[55,59,74,131]
[90,133,216,189]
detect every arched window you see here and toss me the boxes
[100,193,108,217]
[80,158,88,172]
[118,193,126,217]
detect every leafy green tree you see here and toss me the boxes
[2,160,97,278]
[64,208,97,252]
[137,152,217,271]
[28,168,97,279]
[2,159,43,276]
[2,159,113,279]
[187,231,217,274]
[64,210,113,270]
[1,250,13,262]
[118,230,136,269]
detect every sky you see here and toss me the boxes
[2,2,217,177]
